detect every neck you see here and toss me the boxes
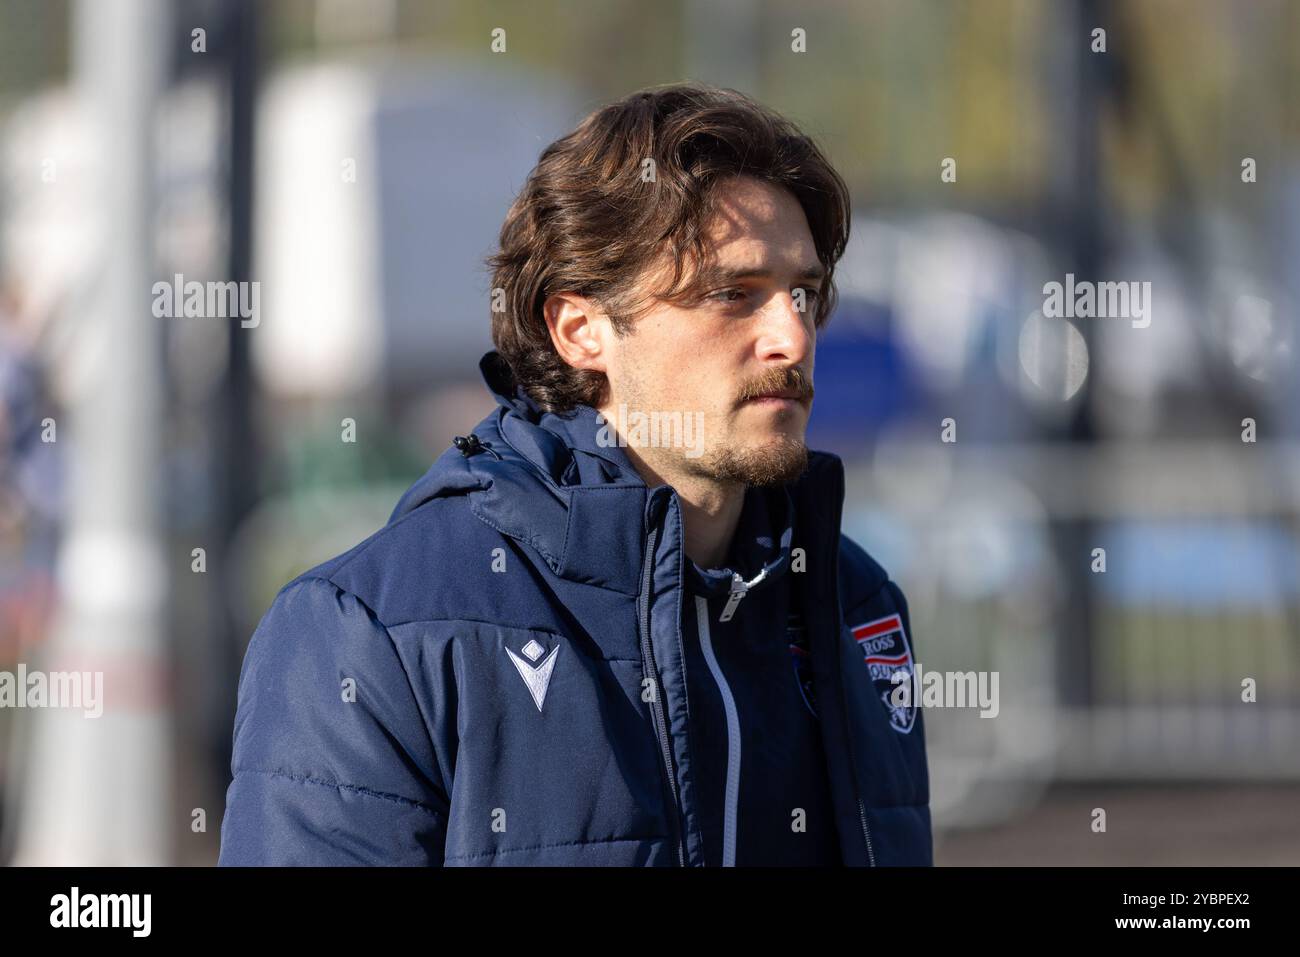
[621,444,745,569]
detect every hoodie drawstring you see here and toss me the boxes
[453,433,502,460]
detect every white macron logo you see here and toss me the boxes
[505,640,559,712]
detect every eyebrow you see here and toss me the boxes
[697,263,827,285]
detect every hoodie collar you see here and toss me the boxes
[480,351,646,483]
[388,351,651,595]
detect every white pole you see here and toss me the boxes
[12,0,171,865]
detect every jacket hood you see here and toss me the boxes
[389,350,802,597]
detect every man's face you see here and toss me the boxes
[597,174,819,488]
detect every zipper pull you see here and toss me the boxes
[718,573,748,623]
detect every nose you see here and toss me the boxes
[754,292,814,366]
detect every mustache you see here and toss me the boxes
[736,366,814,404]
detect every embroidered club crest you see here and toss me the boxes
[851,613,915,734]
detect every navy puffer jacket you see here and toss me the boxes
[218,352,932,866]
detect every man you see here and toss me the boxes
[219,83,931,866]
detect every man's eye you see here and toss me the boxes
[708,288,747,304]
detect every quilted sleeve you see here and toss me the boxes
[218,576,450,865]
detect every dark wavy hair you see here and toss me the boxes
[486,82,851,414]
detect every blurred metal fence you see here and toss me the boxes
[846,439,1300,829]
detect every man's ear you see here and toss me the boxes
[543,292,611,374]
